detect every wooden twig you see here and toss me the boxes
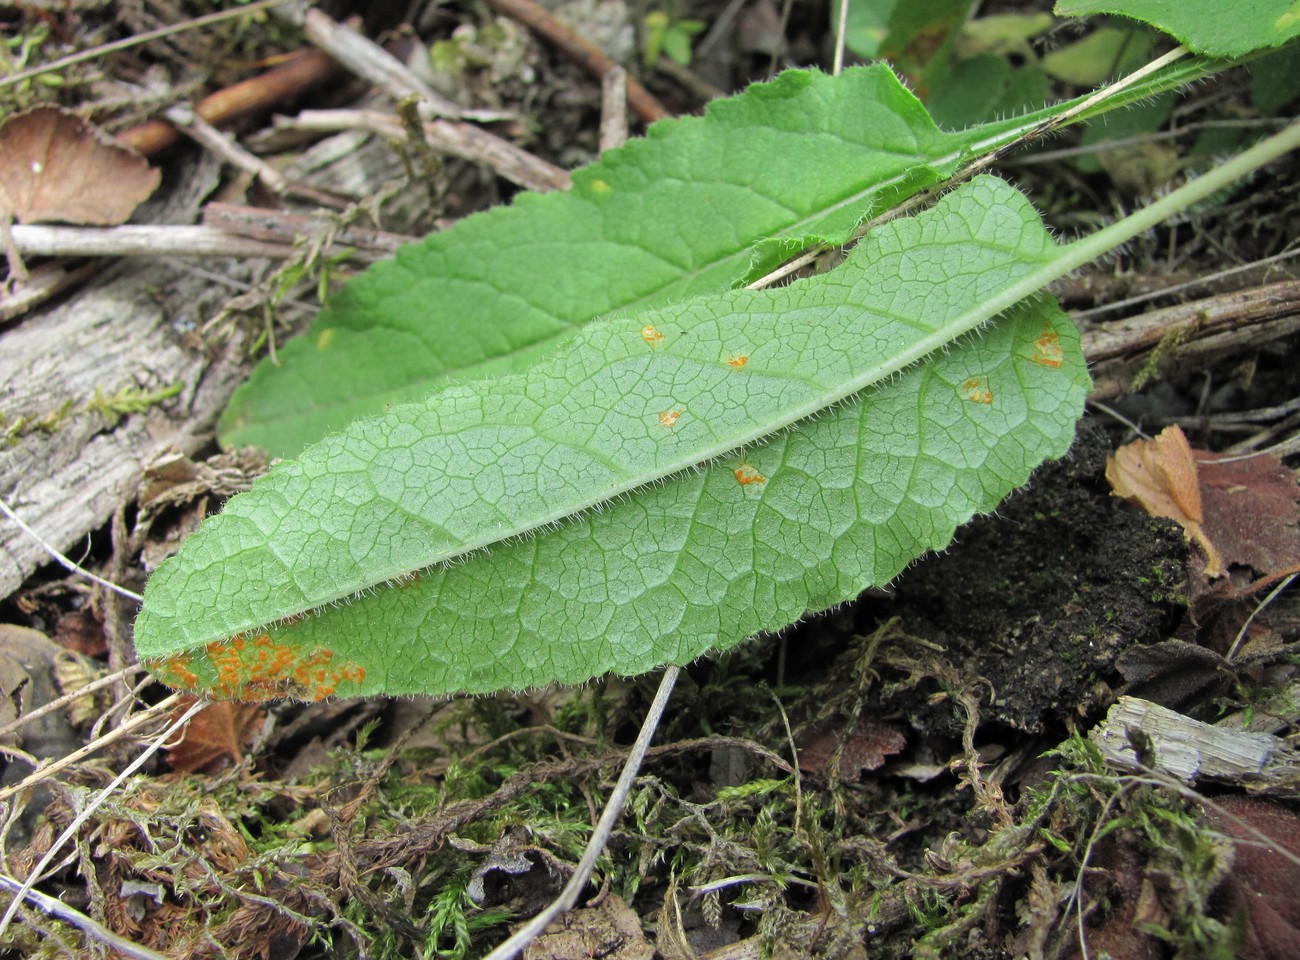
[115,47,341,157]
[483,0,670,124]
[599,67,628,153]
[203,203,418,255]
[7,224,302,260]
[292,7,505,123]
[164,103,288,193]
[282,8,567,192]
[284,109,571,193]
[1081,280,1300,400]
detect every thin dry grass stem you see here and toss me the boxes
[0,496,142,603]
[1226,571,1299,661]
[832,0,849,77]
[484,664,681,960]
[0,665,139,755]
[0,694,182,804]
[0,696,207,942]
[0,0,297,91]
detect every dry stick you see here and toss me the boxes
[1083,280,1300,400]
[0,694,182,805]
[0,0,298,91]
[483,0,670,125]
[283,6,568,193]
[484,665,681,960]
[0,496,142,603]
[1072,248,1300,321]
[292,7,504,123]
[116,47,341,157]
[0,260,99,323]
[284,109,570,193]
[164,103,288,194]
[0,875,169,960]
[599,68,629,154]
[0,696,205,942]
[10,211,416,261]
[203,202,418,256]
[7,224,302,260]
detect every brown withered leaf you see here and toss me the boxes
[1106,425,1225,577]
[1205,796,1300,960]
[1197,449,1300,576]
[797,719,907,780]
[0,106,160,225]
[165,696,264,774]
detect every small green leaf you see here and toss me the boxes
[1055,0,1300,58]
[135,178,1089,699]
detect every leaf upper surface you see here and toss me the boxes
[219,66,989,457]
[1055,0,1300,58]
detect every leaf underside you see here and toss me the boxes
[135,178,1089,700]
[144,300,1084,699]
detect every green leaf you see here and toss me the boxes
[134,177,1088,699]
[844,0,901,59]
[1054,0,1300,58]
[221,66,968,456]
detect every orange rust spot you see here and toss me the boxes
[398,571,424,588]
[641,324,663,346]
[659,409,683,428]
[963,376,993,404]
[1031,326,1063,368]
[191,633,366,702]
[725,355,749,369]
[150,652,201,693]
[735,464,767,486]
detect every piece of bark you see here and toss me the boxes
[0,259,258,601]
[1090,695,1300,786]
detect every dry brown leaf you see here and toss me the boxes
[1198,449,1300,576]
[165,696,264,774]
[797,719,907,780]
[1106,425,1225,577]
[0,106,160,225]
